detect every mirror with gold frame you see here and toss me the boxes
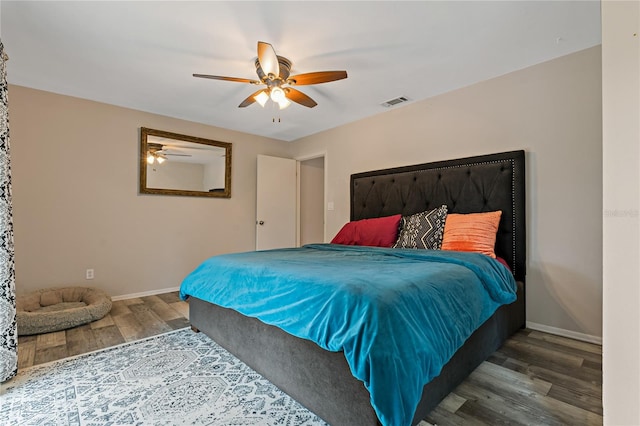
[139,127,232,198]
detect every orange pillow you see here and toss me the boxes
[441,211,502,258]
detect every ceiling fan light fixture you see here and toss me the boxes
[147,151,168,165]
[254,90,269,107]
[270,87,286,103]
[277,97,291,110]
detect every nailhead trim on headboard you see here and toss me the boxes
[402,159,517,277]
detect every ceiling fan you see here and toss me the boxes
[193,41,347,109]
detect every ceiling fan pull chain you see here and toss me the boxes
[271,100,281,123]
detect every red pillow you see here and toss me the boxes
[496,257,511,271]
[331,214,402,247]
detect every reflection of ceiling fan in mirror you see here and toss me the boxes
[146,143,192,165]
[193,41,348,109]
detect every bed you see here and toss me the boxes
[181,149,526,426]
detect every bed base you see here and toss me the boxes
[190,281,524,426]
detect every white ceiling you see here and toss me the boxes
[1,1,601,142]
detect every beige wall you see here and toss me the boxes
[146,161,205,191]
[291,46,603,339]
[203,156,226,191]
[9,85,292,297]
[602,1,639,423]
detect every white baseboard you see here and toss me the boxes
[111,286,181,301]
[526,321,602,345]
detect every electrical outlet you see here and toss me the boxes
[86,269,94,280]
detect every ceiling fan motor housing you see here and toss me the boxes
[255,56,292,85]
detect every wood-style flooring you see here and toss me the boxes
[16,291,602,425]
[421,329,602,426]
[17,292,190,368]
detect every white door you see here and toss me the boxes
[256,155,297,250]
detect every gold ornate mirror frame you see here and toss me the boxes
[139,127,232,198]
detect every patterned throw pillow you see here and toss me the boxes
[393,205,448,250]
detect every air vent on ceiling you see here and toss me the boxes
[381,96,410,108]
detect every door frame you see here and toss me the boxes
[295,151,327,246]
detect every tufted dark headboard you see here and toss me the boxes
[351,150,526,283]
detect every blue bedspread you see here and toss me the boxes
[179,244,516,426]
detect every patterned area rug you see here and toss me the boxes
[0,328,328,425]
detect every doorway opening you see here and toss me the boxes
[297,154,326,246]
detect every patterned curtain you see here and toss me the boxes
[0,41,17,383]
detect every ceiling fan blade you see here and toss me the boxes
[193,74,260,84]
[239,89,266,108]
[287,71,347,86]
[285,88,317,108]
[257,41,279,78]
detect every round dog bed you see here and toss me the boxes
[16,287,112,335]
